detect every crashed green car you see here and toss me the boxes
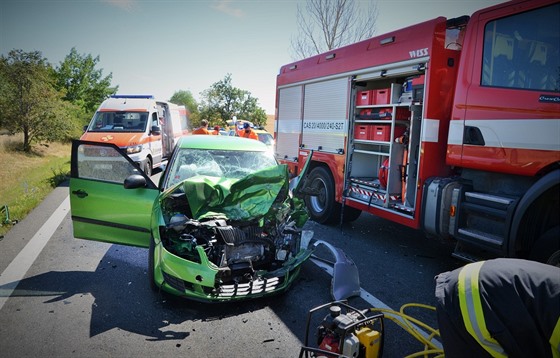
[70,135,318,302]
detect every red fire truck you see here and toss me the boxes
[274,0,559,264]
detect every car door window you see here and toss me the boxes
[77,144,140,183]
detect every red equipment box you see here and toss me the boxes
[356,90,374,106]
[354,124,370,140]
[373,88,391,104]
[371,125,406,142]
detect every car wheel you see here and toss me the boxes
[304,167,340,225]
[144,158,152,177]
[148,236,158,291]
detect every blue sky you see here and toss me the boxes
[1,0,502,114]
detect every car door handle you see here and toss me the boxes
[72,189,88,198]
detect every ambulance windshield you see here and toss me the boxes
[88,111,148,132]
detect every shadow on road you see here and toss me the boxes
[0,243,336,343]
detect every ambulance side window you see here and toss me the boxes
[151,113,159,128]
[481,3,559,92]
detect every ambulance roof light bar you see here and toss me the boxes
[110,95,155,99]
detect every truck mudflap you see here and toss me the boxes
[301,234,361,300]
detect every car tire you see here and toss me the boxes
[304,166,341,225]
[144,158,152,177]
[148,236,158,291]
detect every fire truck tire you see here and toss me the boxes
[529,226,560,267]
[304,167,340,225]
[144,158,152,177]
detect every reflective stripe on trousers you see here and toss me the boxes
[458,261,507,358]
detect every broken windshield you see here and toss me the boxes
[165,147,278,189]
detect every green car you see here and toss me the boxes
[70,135,360,302]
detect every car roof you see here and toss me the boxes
[177,134,269,151]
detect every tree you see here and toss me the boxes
[54,47,117,114]
[0,50,81,152]
[198,74,267,127]
[291,0,378,60]
[169,90,199,126]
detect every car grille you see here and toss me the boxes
[215,276,285,298]
[162,271,193,292]
[162,270,286,299]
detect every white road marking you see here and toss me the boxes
[0,197,70,311]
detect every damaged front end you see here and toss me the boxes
[154,165,313,301]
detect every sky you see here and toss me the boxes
[1,0,504,115]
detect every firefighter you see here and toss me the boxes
[435,258,560,358]
[238,122,258,140]
[191,119,211,135]
[212,125,220,135]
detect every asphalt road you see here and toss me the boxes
[0,179,464,357]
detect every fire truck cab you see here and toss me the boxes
[274,0,559,264]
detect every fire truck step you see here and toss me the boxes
[454,191,518,255]
[452,242,495,263]
[457,228,504,248]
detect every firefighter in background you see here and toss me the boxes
[191,119,211,135]
[212,125,220,135]
[238,122,258,140]
[435,258,560,358]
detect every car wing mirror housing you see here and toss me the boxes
[124,174,147,189]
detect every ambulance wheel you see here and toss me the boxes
[144,158,152,177]
[304,167,340,225]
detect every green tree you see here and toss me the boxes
[54,47,117,114]
[169,90,199,126]
[0,50,80,151]
[198,74,267,127]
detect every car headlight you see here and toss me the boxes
[126,145,143,154]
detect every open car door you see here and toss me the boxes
[69,140,159,248]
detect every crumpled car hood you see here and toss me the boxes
[163,164,308,226]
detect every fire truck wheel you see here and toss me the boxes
[304,167,340,225]
[529,226,560,267]
[144,158,152,177]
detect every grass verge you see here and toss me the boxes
[0,133,71,236]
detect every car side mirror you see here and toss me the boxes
[151,126,161,135]
[124,174,147,189]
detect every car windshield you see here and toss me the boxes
[257,133,274,146]
[165,147,278,188]
[87,111,148,132]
